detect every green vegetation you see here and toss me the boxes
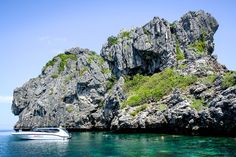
[191,99,206,111]
[120,30,131,38]
[122,68,197,107]
[178,64,187,69]
[191,40,206,54]
[44,59,56,70]
[49,88,54,95]
[107,29,134,47]
[98,99,105,108]
[66,105,74,113]
[51,74,59,79]
[124,44,129,50]
[142,27,152,35]
[88,52,105,66]
[222,71,236,89]
[158,104,168,112]
[107,36,118,46]
[189,32,206,55]
[58,54,77,73]
[130,104,148,117]
[44,53,77,73]
[79,67,89,76]
[123,74,146,92]
[126,95,142,107]
[176,41,185,61]
[119,28,134,39]
[89,51,96,55]
[170,23,176,29]
[101,68,111,74]
[108,52,112,59]
[106,75,117,90]
[199,74,217,85]
[64,75,73,83]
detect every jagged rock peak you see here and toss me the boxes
[101,10,219,78]
[64,47,91,55]
[12,46,112,129]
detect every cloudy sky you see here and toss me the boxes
[0,0,236,129]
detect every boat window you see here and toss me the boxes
[32,128,59,133]
[61,128,69,134]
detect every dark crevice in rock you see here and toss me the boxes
[63,94,77,104]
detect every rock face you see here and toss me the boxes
[12,10,236,136]
[101,10,218,77]
[12,48,112,129]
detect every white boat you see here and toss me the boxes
[12,128,71,140]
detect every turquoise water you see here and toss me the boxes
[1,131,236,157]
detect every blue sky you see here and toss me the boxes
[0,0,235,130]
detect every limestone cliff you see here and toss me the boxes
[12,10,236,136]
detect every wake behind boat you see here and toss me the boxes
[12,128,71,140]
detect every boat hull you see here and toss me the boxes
[12,133,69,140]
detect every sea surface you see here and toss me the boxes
[1,130,236,157]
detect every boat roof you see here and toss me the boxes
[32,128,65,131]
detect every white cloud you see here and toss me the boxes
[0,96,13,104]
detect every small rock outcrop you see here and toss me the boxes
[12,10,236,136]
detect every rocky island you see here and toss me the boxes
[12,10,236,136]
